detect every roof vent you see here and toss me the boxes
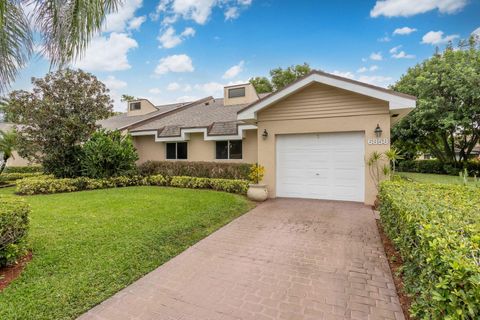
[204,101,210,106]
[391,114,399,118]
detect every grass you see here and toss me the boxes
[398,172,480,186]
[0,186,253,319]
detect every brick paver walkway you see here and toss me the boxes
[79,199,404,320]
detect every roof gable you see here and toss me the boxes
[237,70,416,121]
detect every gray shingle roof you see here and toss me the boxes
[98,102,186,130]
[130,98,250,136]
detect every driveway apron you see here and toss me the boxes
[79,198,404,320]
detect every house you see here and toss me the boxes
[100,71,416,205]
[0,122,31,167]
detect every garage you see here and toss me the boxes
[276,132,365,202]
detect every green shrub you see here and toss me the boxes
[398,159,480,176]
[16,175,248,195]
[4,166,43,174]
[0,196,30,267]
[170,176,249,194]
[379,181,480,319]
[81,130,139,178]
[138,161,252,180]
[0,172,44,183]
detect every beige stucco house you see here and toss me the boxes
[100,71,416,205]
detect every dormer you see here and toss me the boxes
[224,83,259,106]
[127,99,157,116]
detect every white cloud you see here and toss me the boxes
[370,52,383,61]
[176,95,199,102]
[421,30,459,45]
[151,0,253,25]
[357,65,378,73]
[389,45,402,53]
[357,75,393,87]
[103,76,127,90]
[222,60,244,79]
[158,26,196,48]
[103,0,143,32]
[392,51,416,59]
[329,70,392,87]
[225,7,239,20]
[74,33,138,71]
[370,0,468,17]
[194,81,224,96]
[102,76,128,111]
[393,27,417,35]
[128,16,147,30]
[378,36,391,42]
[331,70,355,79]
[155,54,194,75]
[167,82,181,91]
[472,27,480,38]
[149,88,162,94]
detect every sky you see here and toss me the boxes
[11,0,480,111]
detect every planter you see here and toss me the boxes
[247,184,268,202]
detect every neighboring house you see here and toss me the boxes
[0,122,31,167]
[100,71,416,204]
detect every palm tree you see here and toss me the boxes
[0,129,16,174]
[0,0,121,92]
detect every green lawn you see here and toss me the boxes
[399,172,480,186]
[0,186,253,319]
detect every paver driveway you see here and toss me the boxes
[79,199,404,320]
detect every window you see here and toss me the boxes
[216,140,242,160]
[228,87,245,98]
[166,142,188,160]
[129,102,141,110]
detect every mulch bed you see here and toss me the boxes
[376,220,413,320]
[0,251,32,292]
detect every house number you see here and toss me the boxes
[368,138,389,145]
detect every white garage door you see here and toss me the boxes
[276,132,365,202]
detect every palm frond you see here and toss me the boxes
[36,0,121,68]
[0,0,33,93]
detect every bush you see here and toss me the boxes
[170,176,249,194]
[138,161,252,180]
[0,172,44,184]
[0,196,30,267]
[379,181,480,319]
[398,159,480,176]
[81,130,138,178]
[16,175,247,195]
[4,166,43,174]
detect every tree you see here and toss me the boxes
[249,63,312,93]
[81,129,138,178]
[120,94,136,102]
[0,129,16,174]
[5,69,113,177]
[392,38,480,166]
[0,0,121,92]
[249,77,273,94]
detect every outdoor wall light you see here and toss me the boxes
[262,129,269,139]
[374,124,383,138]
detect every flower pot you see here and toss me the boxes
[247,184,268,202]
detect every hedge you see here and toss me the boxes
[398,159,480,176]
[0,172,44,184]
[0,196,30,267]
[379,181,480,319]
[137,161,252,180]
[4,166,43,174]
[16,175,249,196]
